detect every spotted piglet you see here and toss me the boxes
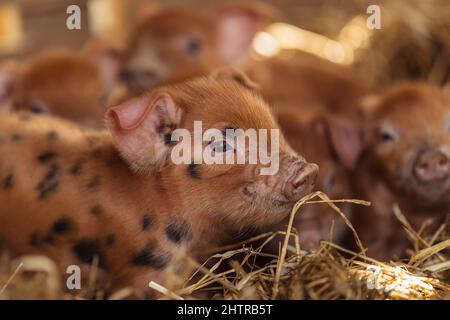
[0,45,121,128]
[0,69,318,298]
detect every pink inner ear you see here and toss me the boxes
[0,69,15,98]
[216,13,260,63]
[327,118,363,170]
[108,95,156,130]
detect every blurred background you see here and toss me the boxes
[0,0,370,59]
[1,0,449,88]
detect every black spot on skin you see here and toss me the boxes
[142,214,154,231]
[38,182,59,200]
[11,133,22,141]
[51,217,74,235]
[3,173,14,189]
[36,163,60,200]
[90,205,103,216]
[69,162,83,176]
[105,234,116,247]
[37,152,57,164]
[29,232,42,247]
[46,131,58,141]
[165,218,193,244]
[87,176,100,190]
[131,242,171,269]
[187,163,200,179]
[46,164,59,179]
[72,239,107,268]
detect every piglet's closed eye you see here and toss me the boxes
[106,92,183,173]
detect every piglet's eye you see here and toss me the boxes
[380,132,395,142]
[29,102,47,114]
[184,37,202,55]
[378,124,398,144]
[211,140,233,154]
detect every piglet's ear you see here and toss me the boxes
[214,2,277,63]
[210,67,260,91]
[106,92,183,173]
[324,116,363,170]
[135,2,162,24]
[83,39,122,97]
[0,62,18,112]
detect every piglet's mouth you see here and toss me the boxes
[242,186,293,206]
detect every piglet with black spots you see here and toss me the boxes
[0,42,121,128]
[0,69,318,298]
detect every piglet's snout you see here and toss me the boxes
[120,69,160,92]
[414,149,449,183]
[283,161,319,202]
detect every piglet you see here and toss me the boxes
[0,69,318,297]
[120,3,274,94]
[335,84,450,260]
[0,43,121,128]
[120,4,369,118]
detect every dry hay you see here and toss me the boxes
[354,0,450,89]
[159,192,450,300]
[1,192,447,300]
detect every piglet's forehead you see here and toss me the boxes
[374,98,450,126]
[138,11,210,37]
[170,80,278,130]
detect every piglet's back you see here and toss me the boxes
[0,113,146,268]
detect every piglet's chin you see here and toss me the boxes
[408,183,450,207]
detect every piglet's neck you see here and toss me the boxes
[95,136,227,254]
[143,174,229,253]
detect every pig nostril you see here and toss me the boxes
[293,178,306,189]
[439,157,449,167]
[293,166,318,190]
[415,150,450,182]
[283,163,318,201]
